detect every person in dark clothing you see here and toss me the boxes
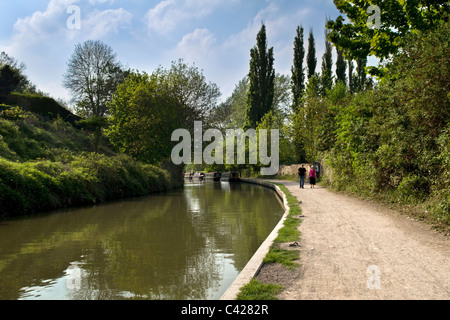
[298,164,307,189]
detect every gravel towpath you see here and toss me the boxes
[264,180,449,300]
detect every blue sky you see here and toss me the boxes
[0,0,343,103]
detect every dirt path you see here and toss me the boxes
[260,180,450,300]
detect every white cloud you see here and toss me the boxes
[9,0,132,45]
[145,0,177,34]
[222,3,278,54]
[175,28,217,61]
[145,0,226,34]
[88,0,115,4]
[82,8,132,39]
[11,0,74,44]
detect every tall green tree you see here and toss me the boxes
[292,94,327,163]
[317,80,347,152]
[292,73,322,163]
[336,48,347,85]
[291,25,306,110]
[245,24,275,129]
[273,73,292,117]
[306,29,317,80]
[219,73,290,131]
[320,28,333,96]
[227,76,249,129]
[106,71,184,164]
[356,58,367,91]
[348,59,358,93]
[327,0,449,76]
[152,59,221,130]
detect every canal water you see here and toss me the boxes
[0,181,284,300]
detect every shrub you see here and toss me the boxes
[396,174,429,203]
[0,153,176,218]
[0,105,23,120]
[6,93,81,124]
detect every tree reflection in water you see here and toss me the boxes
[0,181,283,300]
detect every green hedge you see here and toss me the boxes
[0,153,173,218]
[6,93,81,124]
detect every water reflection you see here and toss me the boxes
[0,181,283,300]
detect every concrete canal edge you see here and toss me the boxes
[220,179,290,300]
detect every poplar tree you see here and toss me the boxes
[306,29,317,80]
[348,59,356,93]
[336,48,347,85]
[291,25,306,110]
[320,28,333,96]
[356,58,367,91]
[245,24,275,129]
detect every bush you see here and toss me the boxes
[0,134,17,160]
[0,153,175,218]
[6,93,81,124]
[0,105,23,120]
[0,159,58,216]
[396,174,429,203]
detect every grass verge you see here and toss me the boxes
[274,184,302,244]
[236,279,283,300]
[263,246,299,270]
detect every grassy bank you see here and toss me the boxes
[0,105,180,219]
[236,183,302,300]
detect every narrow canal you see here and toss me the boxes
[0,180,284,300]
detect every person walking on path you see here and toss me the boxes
[309,165,316,188]
[298,165,307,189]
